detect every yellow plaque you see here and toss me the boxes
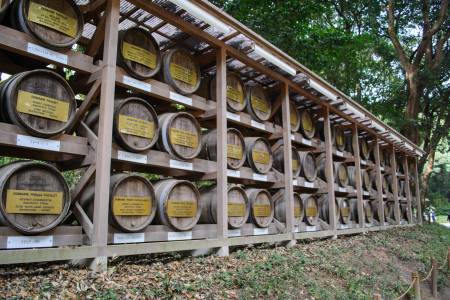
[341,207,350,218]
[16,90,69,122]
[290,110,298,127]
[228,203,246,217]
[338,166,347,182]
[294,205,302,218]
[170,128,198,149]
[365,207,372,218]
[252,150,270,164]
[167,200,197,218]
[292,159,299,171]
[113,196,151,216]
[302,112,313,132]
[251,95,269,113]
[226,86,244,104]
[306,206,317,217]
[118,114,154,139]
[170,63,197,86]
[253,204,271,217]
[336,133,345,146]
[362,141,369,155]
[227,144,243,160]
[27,1,78,38]
[6,189,63,215]
[122,42,157,69]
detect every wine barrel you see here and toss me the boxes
[0,69,76,137]
[298,151,317,182]
[246,84,272,122]
[0,161,70,235]
[299,109,315,139]
[379,149,385,167]
[370,200,386,222]
[303,195,319,226]
[9,0,84,49]
[347,167,371,191]
[359,138,370,160]
[199,185,249,229]
[317,194,340,224]
[382,175,389,194]
[383,150,391,167]
[79,173,156,233]
[157,112,202,160]
[162,48,201,95]
[334,127,346,151]
[338,198,351,224]
[344,133,353,154]
[363,200,374,223]
[400,202,408,221]
[202,128,246,170]
[246,188,274,228]
[385,175,394,193]
[316,153,327,181]
[0,0,11,23]
[210,72,246,112]
[244,137,273,174]
[273,145,301,178]
[154,179,201,231]
[334,162,349,187]
[289,101,301,132]
[117,27,162,80]
[274,190,303,225]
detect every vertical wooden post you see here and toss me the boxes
[352,124,364,227]
[390,146,400,225]
[373,138,385,226]
[412,271,421,300]
[403,156,413,223]
[372,293,382,300]
[323,107,337,233]
[90,0,120,272]
[431,258,437,297]
[414,158,422,224]
[447,247,450,270]
[215,47,228,256]
[281,82,295,243]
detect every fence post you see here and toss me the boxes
[412,271,421,300]
[373,293,381,300]
[431,258,437,297]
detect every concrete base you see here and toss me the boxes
[285,240,297,248]
[191,248,214,257]
[216,246,229,257]
[89,256,108,272]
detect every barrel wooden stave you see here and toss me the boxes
[274,190,303,225]
[334,127,346,151]
[289,101,301,132]
[210,72,247,112]
[299,109,315,139]
[359,138,371,160]
[317,194,340,224]
[302,195,320,226]
[162,48,201,95]
[245,84,272,122]
[338,198,351,224]
[202,128,246,170]
[245,188,274,228]
[363,200,374,224]
[273,145,301,178]
[0,0,11,23]
[334,162,349,187]
[244,137,273,174]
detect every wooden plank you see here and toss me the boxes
[390,147,400,224]
[0,246,98,265]
[323,108,337,232]
[352,124,364,227]
[403,157,413,223]
[414,158,422,224]
[373,138,385,226]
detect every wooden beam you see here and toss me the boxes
[70,164,96,205]
[323,107,337,232]
[403,157,413,223]
[390,147,400,224]
[373,137,385,226]
[352,124,364,227]
[413,158,422,224]
[86,16,106,57]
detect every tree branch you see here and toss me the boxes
[386,0,410,70]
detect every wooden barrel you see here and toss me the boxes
[79,173,156,233]
[317,194,340,224]
[359,138,371,160]
[299,109,315,139]
[348,167,371,191]
[398,180,405,197]
[338,198,351,224]
[246,84,272,122]
[303,195,319,226]
[298,151,317,182]
[371,200,385,222]
[244,137,273,174]
[157,112,202,160]
[210,72,247,112]
[334,162,349,187]
[117,27,162,80]
[289,101,301,132]
[344,133,353,154]
[0,161,70,235]
[334,127,346,151]
[400,202,408,220]
[273,145,301,178]
[382,175,389,193]
[199,185,249,229]
[363,200,374,223]
[379,149,385,167]
[0,0,11,23]
[0,69,76,137]
[385,175,394,193]
[274,190,303,225]
[9,0,84,49]
[154,179,201,231]
[386,201,395,220]
[246,188,274,228]
[315,153,327,181]
[162,48,201,95]
[202,128,246,170]
[383,150,391,167]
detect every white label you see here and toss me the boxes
[294,225,301,233]
[304,181,315,188]
[380,167,385,172]
[17,135,60,151]
[123,75,152,92]
[306,226,317,232]
[301,138,312,146]
[253,173,268,182]
[226,112,241,122]
[169,92,192,106]
[291,135,296,141]
[253,228,269,235]
[7,236,53,249]
[117,150,147,164]
[27,43,68,65]
[251,120,266,130]
[170,159,193,171]
[336,150,344,157]
[228,229,241,237]
[113,233,145,244]
[363,191,370,196]
[361,160,367,165]
[340,224,350,229]
[168,231,192,241]
[227,169,241,178]
[293,179,299,186]
[338,187,347,192]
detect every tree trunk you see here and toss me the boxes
[403,70,421,144]
[420,147,436,205]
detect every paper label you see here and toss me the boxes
[294,206,302,218]
[123,76,152,92]
[169,63,197,86]
[227,86,244,104]
[228,203,246,217]
[118,115,154,139]
[251,95,269,113]
[227,169,240,178]
[122,42,156,69]
[340,207,350,218]
[28,1,78,38]
[338,187,346,192]
[306,226,317,232]
[253,173,268,182]
[117,150,147,164]
[340,224,350,229]
[16,135,60,151]
[227,144,243,160]
[169,92,192,106]
[252,150,270,164]
[228,229,241,237]
[167,231,192,241]
[113,233,145,244]
[336,150,344,157]
[250,120,266,130]
[363,191,370,196]
[27,43,68,64]
[361,159,367,165]
[170,128,198,148]
[6,190,63,214]
[291,135,296,141]
[293,179,299,186]
[253,228,269,235]
[294,225,301,233]
[306,206,317,217]
[17,90,69,122]
[113,196,151,216]
[167,200,197,218]
[304,181,315,188]
[253,204,271,217]
[169,159,193,171]
[7,236,53,249]
[301,138,312,146]
[226,112,241,122]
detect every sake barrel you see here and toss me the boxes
[386,201,395,220]
[0,69,76,137]
[385,175,394,193]
[289,101,301,132]
[363,200,374,223]
[371,200,385,222]
[202,128,246,170]
[79,173,157,233]
[338,198,351,224]
[334,162,349,187]
[315,153,327,181]
[359,138,370,160]
[383,150,391,167]
[348,167,371,191]
[299,109,315,139]
[298,151,318,182]
[199,185,249,229]
[303,195,319,226]
[154,179,201,231]
[0,161,70,235]
[334,127,346,151]
[9,0,84,49]
[317,194,340,223]
[244,137,273,174]
[273,145,301,178]
[158,112,202,160]
[246,188,274,228]
[398,180,405,196]
[210,72,247,112]
[379,149,385,167]
[246,84,272,122]
[162,48,201,95]
[0,0,11,23]
[117,27,162,80]
[400,202,408,220]
[274,190,303,225]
